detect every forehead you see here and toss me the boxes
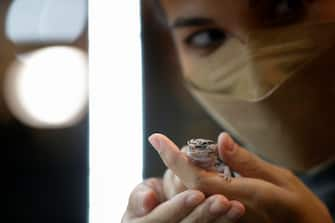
[159,0,258,27]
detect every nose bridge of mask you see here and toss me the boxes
[184,22,335,101]
[184,37,260,100]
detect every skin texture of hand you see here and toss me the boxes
[149,133,333,223]
[121,178,245,223]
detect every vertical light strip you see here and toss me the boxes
[89,1,143,223]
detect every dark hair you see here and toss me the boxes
[151,0,305,26]
[251,0,305,26]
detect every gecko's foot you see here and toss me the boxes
[218,173,232,182]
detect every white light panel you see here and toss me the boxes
[89,1,143,223]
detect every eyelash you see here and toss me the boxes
[183,28,227,52]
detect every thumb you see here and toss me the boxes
[218,132,286,184]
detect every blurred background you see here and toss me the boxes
[2,0,223,221]
[1,0,88,222]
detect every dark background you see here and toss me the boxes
[1,1,88,222]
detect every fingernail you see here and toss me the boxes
[221,133,235,153]
[209,196,229,215]
[185,191,204,207]
[226,206,243,221]
[148,134,161,151]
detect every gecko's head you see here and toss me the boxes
[184,138,218,168]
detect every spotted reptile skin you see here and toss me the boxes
[182,138,236,181]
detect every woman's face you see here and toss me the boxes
[160,0,334,74]
[158,0,335,170]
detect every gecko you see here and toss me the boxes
[182,138,237,182]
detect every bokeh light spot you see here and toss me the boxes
[4,46,88,128]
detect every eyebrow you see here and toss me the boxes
[170,17,215,29]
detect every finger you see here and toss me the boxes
[143,190,205,223]
[218,132,289,185]
[144,178,166,204]
[180,194,231,223]
[148,133,208,186]
[126,179,163,218]
[225,200,246,222]
[163,169,187,199]
[213,200,245,223]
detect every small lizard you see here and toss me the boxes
[182,138,236,182]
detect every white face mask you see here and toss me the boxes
[183,22,335,171]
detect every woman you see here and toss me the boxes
[122,0,335,222]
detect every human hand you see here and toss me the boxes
[149,133,333,223]
[122,178,245,223]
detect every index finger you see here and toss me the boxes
[149,133,207,185]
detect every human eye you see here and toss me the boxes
[183,28,226,52]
